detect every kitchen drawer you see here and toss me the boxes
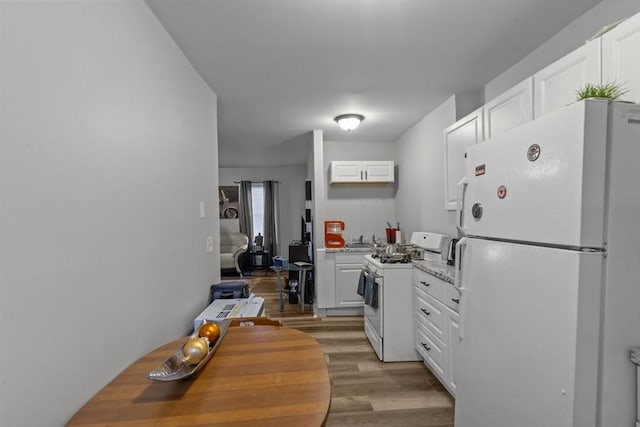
[444,283,461,313]
[413,268,446,301]
[415,287,444,341]
[335,252,368,264]
[415,321,445,378]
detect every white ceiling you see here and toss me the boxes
[146,0,601,167]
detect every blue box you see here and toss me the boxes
[273,256,288,267]
[208,280,249,304]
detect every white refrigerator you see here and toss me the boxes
[454,99,640,427]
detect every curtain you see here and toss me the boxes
[263,180,279,260]
[238,181,253,240]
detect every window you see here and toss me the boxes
[251,182,264,239]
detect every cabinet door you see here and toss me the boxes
[363,161,394,182]
[484,77,534,140]
[445,307,460,397]
[330,161,363,183]
[335,263,364,307]
[443,108,483,210]
[602,11,640,104]
[534,41,601,118]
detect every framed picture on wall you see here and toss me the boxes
[219,186,239,219]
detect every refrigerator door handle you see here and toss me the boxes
[458,286,466,340]
[455,237,468,340]
[454,237,467,289]
[455,176,468,235]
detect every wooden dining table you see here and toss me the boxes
[67,325,331,426]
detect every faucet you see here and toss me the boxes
[358,235,364,243]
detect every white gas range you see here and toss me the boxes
[361,232,447,361]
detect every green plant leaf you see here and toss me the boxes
[576,81,629,100]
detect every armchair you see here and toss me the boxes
[220,232,249,277]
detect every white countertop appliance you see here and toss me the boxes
[454,100,640,427]
[193,295,264,330]
[362,232,446,361]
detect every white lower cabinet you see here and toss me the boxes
[415,321,445,379]
[335,252,368,308]
[315,250,368,315]
[414,267,458,397]
[444,306,460,395]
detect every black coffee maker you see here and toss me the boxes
[446,238,459,266]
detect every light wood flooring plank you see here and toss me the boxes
[236,271,455,427]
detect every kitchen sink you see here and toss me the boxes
[344,242,374,249]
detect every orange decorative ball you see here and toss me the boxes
[198,321,221,345]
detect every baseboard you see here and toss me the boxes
[326,307,364,317]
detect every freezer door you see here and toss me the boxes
[463,99,608,248]
[454,238,603,427]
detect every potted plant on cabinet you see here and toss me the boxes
[575,81,629,101]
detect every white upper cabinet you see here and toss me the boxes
[364,161,394,182]
[330,161,362,182]
[483,77,534,140]
[443,108,483,210]
[534,40,602,117]
[602,12,640,104]
[330,161,394,183]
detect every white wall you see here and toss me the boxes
[322,141,396,244]
[486,1,640,100]
[0,2,219,426]
[219,166,307,255]
[394,96,458,238]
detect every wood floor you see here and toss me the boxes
[237,271,455,427]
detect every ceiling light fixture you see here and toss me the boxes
[334,114,364,131]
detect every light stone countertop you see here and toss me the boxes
[325,247,373,253]
[412,253,455,284]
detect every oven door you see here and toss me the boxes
[363,271,383,338]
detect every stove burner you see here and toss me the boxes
[373,253,412,263]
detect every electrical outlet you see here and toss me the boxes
[206,237,213,253]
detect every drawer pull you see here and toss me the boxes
[420,342,431,352]
[420,308,431,316]
[451,298,460,304]
[419,280,430,287]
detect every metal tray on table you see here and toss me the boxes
[147,318,232,382]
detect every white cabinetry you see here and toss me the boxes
[335,252,366,308]
[602,12,640,104]
[444,309,459,395]
[484,77,534,140]
[534,41,602,117]
[315,250,368,315]
[414,267,459,397]
[330,161,394,183]
[443,108,483,210]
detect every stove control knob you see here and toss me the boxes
[471,203,483,219]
